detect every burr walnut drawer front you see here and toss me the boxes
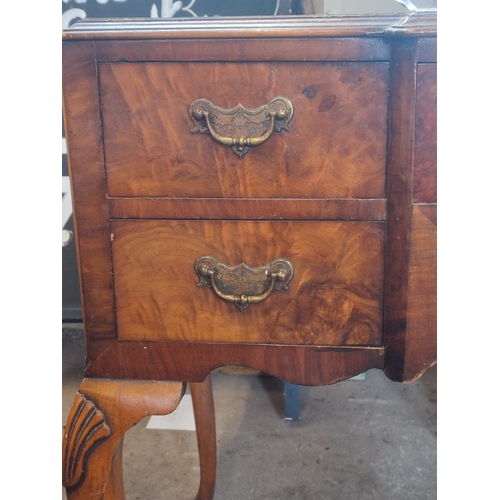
[111,220,385,347]
[99,61,389,199]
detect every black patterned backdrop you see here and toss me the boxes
[62,1,296,29]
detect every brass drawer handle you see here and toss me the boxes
[195,256,294,311]
[189,96,294,158]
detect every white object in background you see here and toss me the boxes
[62,136,74,246]
[163,0,183,17]
[181,0,197,17]
[394,0,418,10]
[146,394,196,431]
[62,8,86,29]
[151,0,183,18]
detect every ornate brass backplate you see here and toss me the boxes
[188,96,294,158]
[195,256,294,311]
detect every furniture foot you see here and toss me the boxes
[284,381,301,421]
[190,375,217,500]
[63,378,185,499]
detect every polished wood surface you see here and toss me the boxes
[63,15,436,383]
[62,13,437,40]
[112,220,384,346]
[63,379,184,499]
[414,63,437,203]
[405,204,437,381]
[382,38,419,382]
[63,378,216,500]
[85,340,384,385]
[108,197,387,221]
[383,37,437,382]
[63,42,116,343]
[63,13,437,498]
[94,37,390,63]
[191,375,217,500]
[100,61,388,199]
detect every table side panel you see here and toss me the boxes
[413,62,437,203]
[62,41,117,342]
[404,204,437,381]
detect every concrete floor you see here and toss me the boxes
[63,325,436,499]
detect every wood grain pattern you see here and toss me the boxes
[95,37,390,63]
[63,13,437,389]
[404,204,437,381]
[95,37,390,62]
[62,42,116,342]
[383,38,417,382]
[413,63,437,203]
[108,197,386,221]
[100,61,389,199]
[63,393,111,489]
[63,15,438,498]
[63,379,184,499]
[84,341,384,385]
[111,220,385,346]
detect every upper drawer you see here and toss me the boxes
[100,61,388,199]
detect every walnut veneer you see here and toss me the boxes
[62,13,436,499]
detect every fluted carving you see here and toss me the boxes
[62,393,111,488]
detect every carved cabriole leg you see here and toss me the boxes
[190,375,217,500]
[63,378,185,500]
[103,437,125,499]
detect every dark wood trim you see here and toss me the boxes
[63,14,435,41]
[85,341,384,386]
[108,198,387,221]
[417,37,437,63]
[93,37,390,62]
[413,62,437,203]
[63,41,117,342]
[383,38,418,382]
[385,12,437,37]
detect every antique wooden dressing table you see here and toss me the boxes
[62,11,436,499]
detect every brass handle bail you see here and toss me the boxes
[195,256,294,311]
[189,96,294,158]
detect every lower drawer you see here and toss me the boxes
[111,220,385,346]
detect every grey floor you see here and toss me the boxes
[63,325,437,499]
